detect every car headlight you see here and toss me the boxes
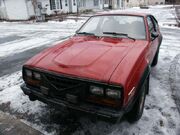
[34,72,41,80]
[25,69,32,77]
[106,89,121,99]
[90,86,104,96]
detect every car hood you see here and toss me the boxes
[25,36,147,83]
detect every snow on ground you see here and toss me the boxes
[0,20,85,57]
[0,5,180,135]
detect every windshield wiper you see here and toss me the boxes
[76,32,96,36]
[103,32,136,41]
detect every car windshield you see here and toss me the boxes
[77,15,146,40]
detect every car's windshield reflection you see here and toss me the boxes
[78,15,146,40]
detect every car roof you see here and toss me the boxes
[93,12,150,17]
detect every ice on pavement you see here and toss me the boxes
[0,5,180,135]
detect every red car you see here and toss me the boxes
[21,13,162,122]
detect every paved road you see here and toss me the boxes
[0,46,47,77]
[0,111,43,135]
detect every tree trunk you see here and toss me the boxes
[32,0,37,20]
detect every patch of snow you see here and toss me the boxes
[0,5,180,135]
[0,72,45,115]
[0,19,86,58]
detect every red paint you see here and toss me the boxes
[24,13,162,107]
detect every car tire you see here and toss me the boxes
[126,77,148,123]
[152,48,159,67]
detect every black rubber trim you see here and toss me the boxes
[21,83,124,118]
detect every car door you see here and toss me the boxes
[147,15,159,64]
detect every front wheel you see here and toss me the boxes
[126,77,148,122]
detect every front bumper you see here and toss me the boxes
[21,83,124,118]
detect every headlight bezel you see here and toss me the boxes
[24,68,41,80]
[33,72,41,80]
[106,88,121,99]
[89,85,104,96]
[89,84,122,100]
[25,69,32,78]
[23,67,42,87]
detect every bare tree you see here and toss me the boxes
[31,0,37,20]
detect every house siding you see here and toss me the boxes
[0,0,8,19]
[79,0,99,10]
[5,0,29,20]
[27,0,34,17]
[125,0,165,7]
[38,0,77,14]
[147,0,165,5]
[79,0,123,10]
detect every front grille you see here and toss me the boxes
[42,73,88,101]
[45,75,81,90]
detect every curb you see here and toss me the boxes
[0,111,43,135]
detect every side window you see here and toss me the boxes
[151,17,158,32]
[147,16,154,32]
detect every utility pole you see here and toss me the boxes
[77,0,79,16]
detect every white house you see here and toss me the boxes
[38,0,124,15]
[147,0,165,5]
[0,0,77,20]
[39,0,77,15]
[124,0,165,8]
[0,0,124,20]
[78,0,124,10]
[0,0,34,20]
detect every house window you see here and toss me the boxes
[104,0,108,4]
[50,0,62,10]
[65,0,68,6]
[94,0,99,6]
[79,0,86,7]
[117,0,119,6]
[73,0,76,6]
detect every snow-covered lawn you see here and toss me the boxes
[0,5,180,135]
[0,20,85,57]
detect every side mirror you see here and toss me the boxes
[151,32,159,40]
